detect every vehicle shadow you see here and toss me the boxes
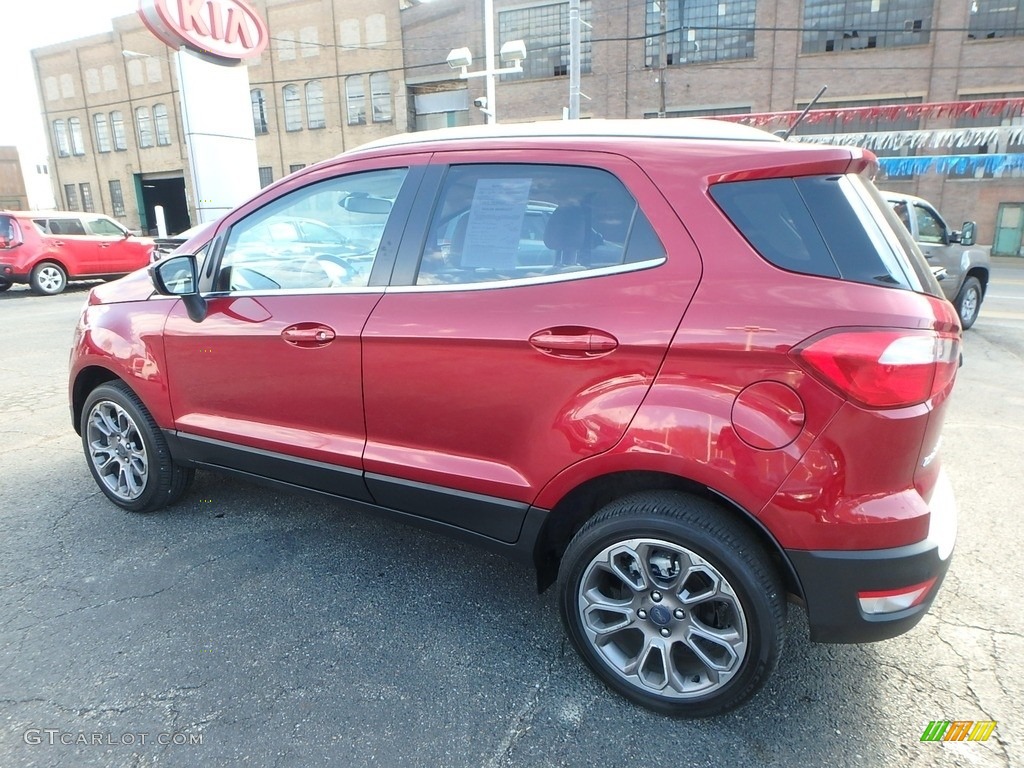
[6,460,962,768]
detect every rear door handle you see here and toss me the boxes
[529,327,618,358]
[282,323,336,348]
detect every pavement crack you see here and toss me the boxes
[483,653,558,768]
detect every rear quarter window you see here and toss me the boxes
[711,174,936,294]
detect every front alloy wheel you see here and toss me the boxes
[81,382,194,512]
[86,399,149,501]
[558,492,785,717]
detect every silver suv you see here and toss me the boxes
[883,191,990,329]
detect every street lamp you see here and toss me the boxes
[446,0,526,124]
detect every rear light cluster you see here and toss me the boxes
[794,329,960,409]
[858,577,938,615]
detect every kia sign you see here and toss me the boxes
[139,0,269,62]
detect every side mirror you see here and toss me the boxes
[150,254,207,322]
[959,221,977,247]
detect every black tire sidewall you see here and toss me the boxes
[81,383,167,512]
[558,504,783,717]
[956,277,982,329]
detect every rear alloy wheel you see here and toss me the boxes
[558,492,785,717]
[954,276,983,330]
[30,261,67,295]
[82,382,194,512]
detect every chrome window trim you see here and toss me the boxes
[194,285,387,299]
[390,257,666,294]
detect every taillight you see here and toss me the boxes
[793,329,960,409]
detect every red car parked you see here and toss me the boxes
[69,120,959,717]
[0,211,154,294]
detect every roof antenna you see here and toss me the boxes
[778,85,828,141]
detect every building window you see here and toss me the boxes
[645,0,754,66]
[86,68,101,94]
[289,163,306,173]
[259,166,274,187]
[127,59,144,86]
[278,31,296,61]
[93,114,111,152]
[80,183,95,213]
[801,0,933,53]
[346,76,366,125]
[44,76,59,102]
[300,25,319,57]
[136,107,154,148]
[146,57,162,83]
[53,120,70,157]
[306,81,325,129]
[969,1,1024,39]
[64,184,79,211]
[110,111,127,151]
[102,65,117,91]
[371,73,392,123]
[365,13,386,45]
[109,180,125,217]
[644,105,752,119]
[68,118,85,156]
[499,1,591,80]
[59,74,74,98]
[251,89,268,134]
[154,104,171,146]
[340,18,360,47]
[283,84,302,131]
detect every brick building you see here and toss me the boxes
[33,0,1024,250]
[0,147,30,211]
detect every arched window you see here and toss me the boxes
[370,73,392,123]
[136,106,153,148]
[251,89,268,134]
[68,117,85,156]
[110,111,127,151]
[93,114,111,153]
[345,76,365,125]
[53,120,70,157]
[305,81,325,129]
[154,104,171,145]
[283,84,302,132]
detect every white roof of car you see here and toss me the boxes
[351,117,781,155]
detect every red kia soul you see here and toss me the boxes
[0,211,154,294]
[69,120,959,717]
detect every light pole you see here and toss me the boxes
[446,0,526,124]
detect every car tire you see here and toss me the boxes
[81,381,194,512]
[0,279,10,292]
[954,276,983,330]
[557,491,785,717]
[30,261,67,295]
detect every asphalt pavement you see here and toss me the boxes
[1,265,1021,768]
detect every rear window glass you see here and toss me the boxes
[711,174,935,294]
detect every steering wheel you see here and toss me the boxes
[313,254,356,286]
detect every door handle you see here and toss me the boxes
[282,323,336,348]
[529,327,618,358]
[53,241,65,246]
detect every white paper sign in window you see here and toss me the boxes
[461,178,532,269]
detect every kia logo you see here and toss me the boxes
[139,0,269,62]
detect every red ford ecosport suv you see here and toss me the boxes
[69,120,959,717]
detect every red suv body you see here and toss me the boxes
[0,211,154,294]
[69,120,959,717]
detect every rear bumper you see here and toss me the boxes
[787,470,957,643]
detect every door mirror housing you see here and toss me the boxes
[150,254,207,322]
[959,221,977,247]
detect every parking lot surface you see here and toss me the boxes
[1,266,1022,767]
